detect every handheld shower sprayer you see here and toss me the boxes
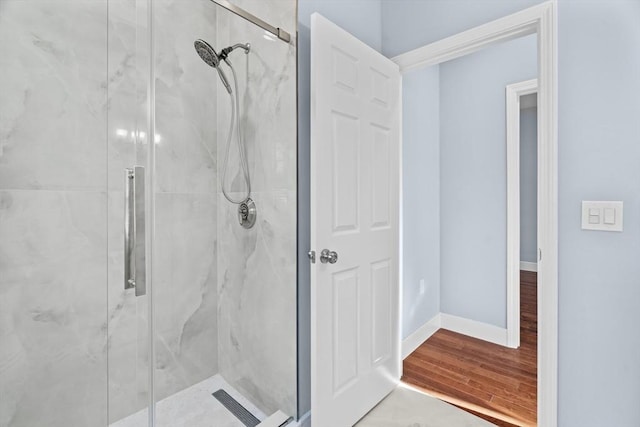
[194,39,233,94]
[193,39,250,94]
[194,38,256,228]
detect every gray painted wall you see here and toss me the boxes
[439,35,537,328]
[382,0,640,425]
[402,65,441,339]
[520,107,537,264]
[297,0,383,417]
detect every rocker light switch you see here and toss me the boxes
[603,208,616,225]
[582,201,623,232]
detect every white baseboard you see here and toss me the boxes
[439,313,508,347]
[520,261,538,272]
[402,312,510,359]
[402,314,441,359]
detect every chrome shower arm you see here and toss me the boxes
[219,43,251,60]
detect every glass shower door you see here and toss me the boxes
[0,0,153,426]
[0,0,157,424]
[106,0,153,425]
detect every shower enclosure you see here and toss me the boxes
[0,0,298,425]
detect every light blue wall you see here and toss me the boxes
[402,65,441,339]
[297,0,383,417]
[439,35,537,327]
[520,107,537,264]
[381,0,545,57]
[558,1,640,425]
[381,0,640,425]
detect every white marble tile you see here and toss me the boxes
[107,0,143,192]
[153,193,218,402]
[154,0,218,194]
[107,0,223,421]
[0,0,108,191]
[217,190,297,417]
[108,0,156,194]
[111,374,266,427]
[213,0,298,418]
[108,341,150,424]
[356,386,496,427]
[215,6,297,194]
[0,190,108,427]
[106,191,151,423]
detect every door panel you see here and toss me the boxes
[332,268,359,394]
[371,126,391,229]
[332,112,360,232]
[311,13,401,427]
[371,259,392,365]
[106,0,152,423]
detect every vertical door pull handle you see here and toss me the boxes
[124,166,146,296]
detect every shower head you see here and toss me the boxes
[194,39,232,94]
[194,39,219,67]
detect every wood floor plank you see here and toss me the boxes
[407,350,523,390]
[402,271,537,426]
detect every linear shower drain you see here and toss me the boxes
[212,389,261,427]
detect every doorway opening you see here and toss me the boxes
[392,2,557,426]
[403,82,540,426]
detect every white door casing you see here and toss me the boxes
[506,78,538,349]
[391,2,557,425]
[310,13,402,427]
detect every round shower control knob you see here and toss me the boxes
[320,249,338,264]
[238,198,257,229]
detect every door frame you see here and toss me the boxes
[391,2,558,426]
[506,78,538,349]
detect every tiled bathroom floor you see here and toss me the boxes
[110,375,267,427]
[356,385,495,427]
[110,376,490,427]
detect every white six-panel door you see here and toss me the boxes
[310,13,402,427]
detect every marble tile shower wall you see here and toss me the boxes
[214,1,298,418]
[0,1,110,426]
[151,0,220,410]
[151,0,299,420]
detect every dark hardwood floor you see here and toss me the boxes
[402,271,537,426]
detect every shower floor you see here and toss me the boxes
[110,375,267,427]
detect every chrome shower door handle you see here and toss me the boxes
[124,166,146,296]
[124,168,134,290]
[320,249,338,264]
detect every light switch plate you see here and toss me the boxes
[581,201,623,232]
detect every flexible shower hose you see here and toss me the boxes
[221,59,251,205]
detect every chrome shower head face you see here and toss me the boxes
[194,39,220,68]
